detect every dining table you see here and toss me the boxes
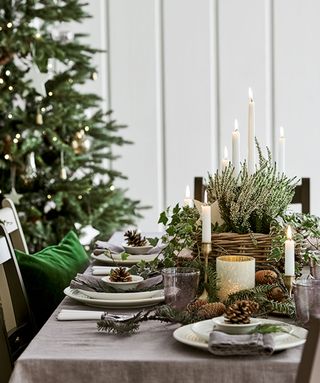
[9,232,305,383]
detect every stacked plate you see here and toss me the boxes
[173,317,307,352]
[64,287,164,308]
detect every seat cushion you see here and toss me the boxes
[15,231,89,328]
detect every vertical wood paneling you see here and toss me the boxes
[85,0,320,229]
[274,0,320,216]
[219,0,271,166]
[163,0,217,208]
[108,0,163,231]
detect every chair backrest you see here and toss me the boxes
[0,305,13,383]
[0,224,36,364]
[193,177,311,214]
[295,315,320,383]
[0,198,29,254]
[291,178,310,214]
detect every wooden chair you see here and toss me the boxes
[295,315,320,383]
[291,178,310,214]
[0,223,36,377]
[0,198,29,253]
[193,177,311,214]
[0,305,13,383]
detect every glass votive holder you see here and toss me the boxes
[216,255,255,302]
[293,279,320,328]
[162,267,200,311]
[309,251,320,279]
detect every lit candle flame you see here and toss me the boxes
[280,126,285,138]
[204,190,208,204]
[224,146,228,160]
[185,185,190,198]
[248,87,253,101]
[234,119,239,131]
[287,225,292,240]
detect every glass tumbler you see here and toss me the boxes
[162,267,200,311]
[293,279,320,327]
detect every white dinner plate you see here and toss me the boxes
[91,252,159,265]
[174,318,307,352]
[76,288,164,301]
[64,287,164,308]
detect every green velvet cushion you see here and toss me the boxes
[15,231,89,328]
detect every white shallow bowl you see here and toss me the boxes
[212,316,261,334]
[102,275,144,291]
[122,243,153,255]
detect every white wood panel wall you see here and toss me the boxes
[81,0,319,231]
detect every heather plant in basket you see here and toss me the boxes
[207,143,298,234]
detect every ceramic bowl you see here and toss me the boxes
[212,315,261,334]
[102,275,144,291]
[122,243,153,255]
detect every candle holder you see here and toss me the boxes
[283,275,295,298]
[198,242,212,301]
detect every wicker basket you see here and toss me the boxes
[208,232,272,264]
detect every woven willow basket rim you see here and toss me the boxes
[205,232,272,261]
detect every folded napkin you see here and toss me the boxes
[57,309,134,321]
[57,309,105,321]
[93,240,165,256]
[70,273,163,293]
[91,266,129,276]
[208,331,275,356]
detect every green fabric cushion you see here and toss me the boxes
[15,231,89,328]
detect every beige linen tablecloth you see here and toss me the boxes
[9,233,303,383]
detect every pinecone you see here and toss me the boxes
[186,299,207,314]
[124,229,147,247]
[224,300,259,324]
[197,302,226,320]
[109,267,132,282]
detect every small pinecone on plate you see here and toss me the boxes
[124,229,148,247]
[109,267,132,282]
[197,302,226,320]
[224,300,259,324]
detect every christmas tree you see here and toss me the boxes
[0,0,142,252]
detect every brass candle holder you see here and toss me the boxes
[283,275,295,298]
[198,242,212,301]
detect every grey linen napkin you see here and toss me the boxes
[70,273,163,293]
[208,331,275,356]
[93,240,166,256]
